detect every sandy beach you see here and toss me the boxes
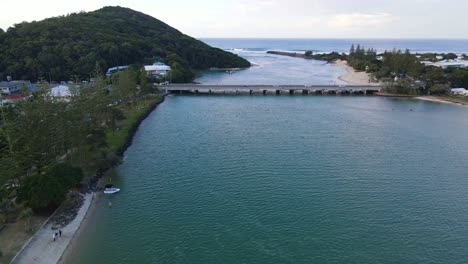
[334,60,377,86]
[416,96,468,107]
[10,193,93,264]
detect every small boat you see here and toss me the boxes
[104,184,120,194]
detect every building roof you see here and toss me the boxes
[451,88,467,92]
[144,65,171,71]
[0,81,23,88]
[106,65,129,75]
[5,94,25,99]
[0,81,37,92]
[50,85,71,97]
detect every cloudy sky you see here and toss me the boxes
[1,0,467,38]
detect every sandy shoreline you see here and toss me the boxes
[334,60,378,86]
[10,193,93,264]
[416,96,468,107]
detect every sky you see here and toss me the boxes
[1,0,467,39]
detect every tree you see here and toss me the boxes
[428,83,449,95]
[17,163,82,210]
[47,163,83,189]
[0,6,249,82]
[448,69,468,88]
[17,173,66,210]
[20,83,28,95]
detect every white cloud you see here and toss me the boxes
[329,12,396,29]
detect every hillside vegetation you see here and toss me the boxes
[0,6,250,82]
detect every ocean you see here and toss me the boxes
[200,38,468,54]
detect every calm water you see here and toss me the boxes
[70,96,468,264]
[195,38,468,85]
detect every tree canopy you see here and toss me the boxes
[0,6,250,82]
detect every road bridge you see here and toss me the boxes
[162,84,382,95]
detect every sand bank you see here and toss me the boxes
[334,60,378,86]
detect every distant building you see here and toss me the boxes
[0,80,38,95]
[106,65,129,76]
[1,93,33,105]
[421,60,468,69]
[435,61,468,69]
[421,61,435,66]
[451,88,468,96]
[50,85,71,97]
[144,62,171,77]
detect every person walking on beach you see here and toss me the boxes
[59,230,62,237]
[53,233,56,242]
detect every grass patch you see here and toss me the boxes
[0,215,48,263]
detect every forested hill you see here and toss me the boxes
[0,6,250,82]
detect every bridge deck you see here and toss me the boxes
[163,84,382,91]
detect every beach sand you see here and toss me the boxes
[416,96,468,107]
[334,60,377,86]
[10,193,93,264]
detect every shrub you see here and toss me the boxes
[17,163,83,210]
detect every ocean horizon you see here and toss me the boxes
[200,38,468,54]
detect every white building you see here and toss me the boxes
[451,88,468,96]
[50,85,71,97]
[421,60,468,69]
[144,62,171,77]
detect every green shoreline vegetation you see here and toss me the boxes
[0,65,162,262]
[270,46,468,96]
[309,45,468,96]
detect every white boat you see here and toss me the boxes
[104,184,120,194]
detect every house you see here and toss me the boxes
[434,60,468,69]
[451,88,468,96]
[1,93,33,105]
[0,81,37,95]
[50,85,71,97]
[144,62,171,77]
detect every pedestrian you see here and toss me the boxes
[59,230,62,237]
[108,201,112,208]
[53,233,56,242]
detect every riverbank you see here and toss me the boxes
[8,94,165,264]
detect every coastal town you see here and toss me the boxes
[1,3,468,264]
